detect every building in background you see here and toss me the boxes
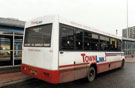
[122,37,135,56]
[122,26,135,38]
[0,17,25,67]
[122,26,135,56]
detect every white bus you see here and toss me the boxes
[21,15,125,84]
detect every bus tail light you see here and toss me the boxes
[22,66,27,71]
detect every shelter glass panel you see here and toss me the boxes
[0,37,11,66]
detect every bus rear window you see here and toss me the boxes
[24,24,52,47]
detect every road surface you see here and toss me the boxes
[3,63,135,88]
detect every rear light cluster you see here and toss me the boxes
[22,66,27,71]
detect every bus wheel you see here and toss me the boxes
[87,66,96,82]
[121,59,125,68]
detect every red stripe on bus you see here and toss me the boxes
[59,63,89,68]
[106,54,124,57]
[59,60,122,71]
[60,65,89,71]
[97,60,122,65]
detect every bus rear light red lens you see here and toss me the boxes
[22,66,27,70]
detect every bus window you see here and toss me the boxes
[100,36,109,51]
[91,33,99,50]
[75,29,83,50]
[84,31,99,50]
[61,27,74,50]
[118,40,122,51]
[110,38,118,51]
[84,32,92,50]
[24,24,52,47]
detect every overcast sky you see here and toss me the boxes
[0,0,135,36]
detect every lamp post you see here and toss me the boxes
[116,29,118,35]
[127,0,129,38]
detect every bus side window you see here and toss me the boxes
[84,31,92,50]
[61,27,74,50]
[100,36,109,51]
[91,33,99,50]
[75,29,83,50]
[84,31,99,51]
[110,38,118,51]
[118,40,122,51]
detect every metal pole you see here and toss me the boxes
[13,32,15,66]
[116,29,118,35]
[127,0,129,38]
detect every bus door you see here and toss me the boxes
[59,25,75,82]
[73,29,87,80]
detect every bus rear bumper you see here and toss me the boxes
[21,64,59,84]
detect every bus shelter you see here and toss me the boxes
[122,37,135,56]
[0,18,24,67]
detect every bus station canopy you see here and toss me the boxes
[0,17,25,28]
[0,17,25,33]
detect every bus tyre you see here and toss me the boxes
[121,60,125,68]
[87,66,96,82]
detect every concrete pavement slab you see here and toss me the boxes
[0,72,31,87]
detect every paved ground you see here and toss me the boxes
[125,56,135,62]
[0,72,30,88]
[2,63,135,88]
[0,66,20,74]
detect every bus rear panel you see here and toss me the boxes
[22,16,59,84]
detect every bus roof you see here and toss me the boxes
[25,15,121,39]
[58,16,121,39]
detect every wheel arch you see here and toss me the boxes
[122,59,125,62]
[90,63,98,74]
